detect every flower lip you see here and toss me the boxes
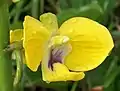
[48,47,82,73]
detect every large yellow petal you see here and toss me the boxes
[42,47,84,82]
[59,17,114,71]
[40,13,58,35]
[10,29,23,43]
[23,16,50,71]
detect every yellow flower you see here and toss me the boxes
[10,13,114,82]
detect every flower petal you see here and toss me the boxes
[49,63,85,82]
[23,16,50,71]
[40,13,58,35]
[59,17,114,71]
[23,16,50,41]
[43,62,84,82]
[42,47,84,82]
[10,29,23,43]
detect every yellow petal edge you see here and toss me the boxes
[59,17,114,71]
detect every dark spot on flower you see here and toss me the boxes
[48,48,63,70]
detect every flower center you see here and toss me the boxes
[48,44,72,70]
[48,47,63,70]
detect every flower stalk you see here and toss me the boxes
[13,50,23,91]
[0,0,13,91]
[70,81,79,91]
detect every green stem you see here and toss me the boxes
[13,50,23,91]
[81,79,88,91]
[14,0,24,22]
[86,76,92,90]
[32,0,39,18]
[70,81,79,91]
[40,0,44,14]
[0,0,13,91]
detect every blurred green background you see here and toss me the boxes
[9,0,120,91]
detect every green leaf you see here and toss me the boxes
[97,0,115,11]
[86,55,114,87]
[57,2,103,26]
[70,0,90,9]
[97,0,115,24]
[97,0,107,8]
[114,75,120,91]
[0,0,6,7]
[104,83,115,91]
[103,0,115,12]
[104,67,120,88]
[105,56,118,78]
[57,8,78,26]
[59,0,70,10]
[78,2,103,21]
[59,0,92,9]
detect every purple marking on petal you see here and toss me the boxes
[48,44,72,70]
[48,48,63,70]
